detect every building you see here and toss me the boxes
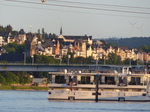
[25,33,37,57]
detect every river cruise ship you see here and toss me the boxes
[48,66,150,101]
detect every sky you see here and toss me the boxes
[0,0,150,38]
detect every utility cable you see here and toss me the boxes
[46,0,150,10]
[5,0,150,15]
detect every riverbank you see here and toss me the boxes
[0,85,48,91]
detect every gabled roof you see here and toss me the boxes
[63,35,92,40]
[0,31,10,37]
[26,33,37,42]
[18,29,25,34]
[37,44,45,51]
[42,38,54,48]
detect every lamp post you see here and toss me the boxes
[104,55,105,65]
[60,56,62,65]
[31,55,34,65]
[68,54,70,65]
[96,56,99,65]
[23,52,26,65]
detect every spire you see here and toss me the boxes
[60,27,62,35]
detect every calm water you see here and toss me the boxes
[0,90,150,112]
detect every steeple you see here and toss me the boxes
[60,27,62,35]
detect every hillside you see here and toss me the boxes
[102,37,150,48]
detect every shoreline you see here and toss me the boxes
[0,85,48,91]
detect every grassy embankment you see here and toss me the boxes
[0,85,48,91]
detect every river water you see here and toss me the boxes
[0,90,150,112]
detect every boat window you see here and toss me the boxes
[69,76,77,85]
[142,93,146,96]
[129,77,141,85]
[55,76,65,84]
[105,76,115,85]
[118,77,127,86]
[49,92,51,94]
[79,76,91,84]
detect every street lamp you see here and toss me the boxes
[103,55,106,65]
[31,55,34,65]
[68,54,71,65]
[23,52,26,65]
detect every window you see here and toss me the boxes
[55,76,65,84]
[81,76,90,84]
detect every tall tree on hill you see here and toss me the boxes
[5,25,13,33]
[140,45,150,53]
[0,25,5,31]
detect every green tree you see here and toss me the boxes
[86,56,94,64]
[3,43,25,53]
[0,74,6,85]
[11,30,18,37]
[73,57,86,64]
[16,71,30,84]
[27,54,57,64]
[140,45,150,53]
[5,25,13,33]
[0,25,5,31]
[2,71,19,84]
[106,53,122,65]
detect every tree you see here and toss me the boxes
[0,74,6,84]
[2,43,25,53]
[140,45,150,53]
[15,71,30,84]
[0,25,5,31]
[86,56,94,64]
[42,28,45,35]
[106,53,122,65]
[5,25,13,32]
[37,29,40,34]
[2,71,19,84]
[27,54,57,64]
[11,30,18,37]
[73,57,86,64]
[49,33,57,39]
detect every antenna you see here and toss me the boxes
[129,22,137,37]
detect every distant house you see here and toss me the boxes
[25,33,37,57]
[53,27,92,58]
[0,31,11,46]
[14,29,26,44]
[32,78,47,85]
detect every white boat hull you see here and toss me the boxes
[48,90,150,101]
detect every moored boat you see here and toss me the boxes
[48,66,150,101]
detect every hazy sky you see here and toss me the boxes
[1,0,150,38]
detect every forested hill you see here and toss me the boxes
[102,37,150,48]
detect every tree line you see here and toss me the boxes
[0,71,31,85]
[104,37,150,49]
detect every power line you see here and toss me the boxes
[5,0,150,15]
[1,3,150,19]
[47,0,150,10]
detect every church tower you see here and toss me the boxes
[60,27,62,35]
